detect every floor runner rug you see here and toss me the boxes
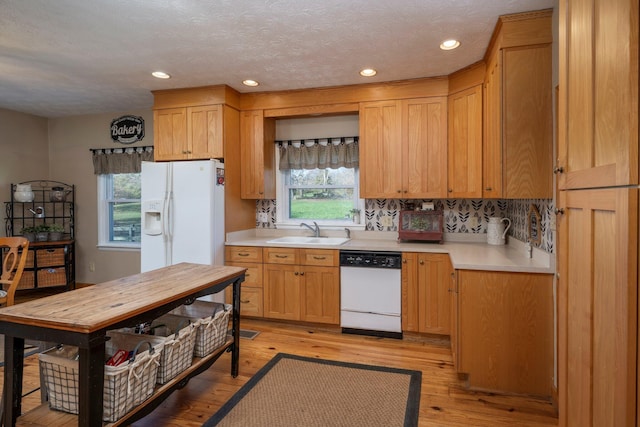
[203,352,421,427]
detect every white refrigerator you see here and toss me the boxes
[140,160,225,300]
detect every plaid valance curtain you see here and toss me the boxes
[91,146,154,174]
[278,137,359,170]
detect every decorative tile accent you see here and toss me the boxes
[506,199,554,253]
[255,197,555,253]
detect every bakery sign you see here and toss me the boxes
[110,115,145,144]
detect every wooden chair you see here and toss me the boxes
[0,237,30,307]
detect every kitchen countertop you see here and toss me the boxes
[226,229,555,274]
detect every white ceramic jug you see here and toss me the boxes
[487,217,511,245]
[14,184,34,202]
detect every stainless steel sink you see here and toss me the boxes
[265,236,350,246]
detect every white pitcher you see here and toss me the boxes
[487,217,511,245]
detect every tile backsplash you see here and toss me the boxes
[256,198,554,253]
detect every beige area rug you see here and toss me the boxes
[203,353,421,427]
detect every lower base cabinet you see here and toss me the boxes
[225,247,264,317]
[263,247,339,324]
[402,252,453,335]
[455,270,553,396]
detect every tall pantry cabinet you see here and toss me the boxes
[557,0,639,425]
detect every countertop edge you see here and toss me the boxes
[225,233,555,275]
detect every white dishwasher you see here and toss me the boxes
[340,250,403,339]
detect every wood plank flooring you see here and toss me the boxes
[2,318,559,426]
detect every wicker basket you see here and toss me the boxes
[168,301,231,357]
[112,320,198,385]
[38,341,161,422]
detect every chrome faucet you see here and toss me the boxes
[300,221,320,237]
[344,227,351,239]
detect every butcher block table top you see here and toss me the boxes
[0,263,245,334]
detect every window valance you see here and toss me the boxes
[278,137,359,170]
[91,146,154,175]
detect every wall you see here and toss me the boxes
[258,115,555,253]
[0,108,49,237]
[47,110,153,284]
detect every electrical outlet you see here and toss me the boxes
[89,261,95,272]
[468,216,479,228]
[380,215,393,227]
[257,212,268,223]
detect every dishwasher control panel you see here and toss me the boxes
[339,251,402,269]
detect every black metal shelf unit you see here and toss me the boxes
[4,180,76,290]
[5,180,75,239]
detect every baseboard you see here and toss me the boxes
[75,282,95,288]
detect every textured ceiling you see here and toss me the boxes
[0,0,555,118]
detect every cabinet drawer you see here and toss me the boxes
[300,249,338,267]
[263,247,298,264]
[225,286,263,317]
[226,246,262,263]
[226,262,262,287]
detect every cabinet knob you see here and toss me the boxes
[397,190,402,193]
[419,260,424,265]
[448,189,453,193]
[485,187,492,191]
[300,272,305,276]
[554,208,565,215]
[294,272,299,276]
[553,166,564,174]
[402,259,407,264]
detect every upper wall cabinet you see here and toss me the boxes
[360,97,447,199]
[557,0,638,189]
[152,86,240,162]
[240,110,276,199]
[483,10,554,199]
[448,84,483,198]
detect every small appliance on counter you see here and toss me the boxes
[398,209,444,243]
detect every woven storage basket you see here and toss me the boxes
[168,301,231,357]
[38,341,161,422]
[142,314,198,384]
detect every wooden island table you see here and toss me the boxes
[0,262,245,427]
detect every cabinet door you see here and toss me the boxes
[300,266,339,324]
[417,253,452,335]
[557,188,638,427]
[240,110,276,199]
[483,54,502,198]
[359,100,403,198]
[154,108,188,161]
[447,85,483,198]
[263,264,300,320]
[503,45,553,198]
[401,253,419,332]
[188,105,223,159]
[458,270,553,396]
[558,0,638,189]
[402,98,448,198]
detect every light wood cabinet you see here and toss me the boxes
[360,98,447,199]
[240,110,276,199]
[401,252,453,335]
[482,10,553,199]
[447,85,483,198]
[557,188,638,426]
[262,247,339,324]
[153,104,227,161]
[225,246,263,317]
[557,0,638,190]
[456,270,553,396]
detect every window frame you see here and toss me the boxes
[97,174,141,250]
[275,156,365,230]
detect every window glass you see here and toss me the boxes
[98,173,141,247]
[280,167,361,225]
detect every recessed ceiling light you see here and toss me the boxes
[151,71,171,79]
[243,79,259,87]
[440,39,461,50]
[360,68,377,77]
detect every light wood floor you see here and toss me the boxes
[3,317,559,427]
